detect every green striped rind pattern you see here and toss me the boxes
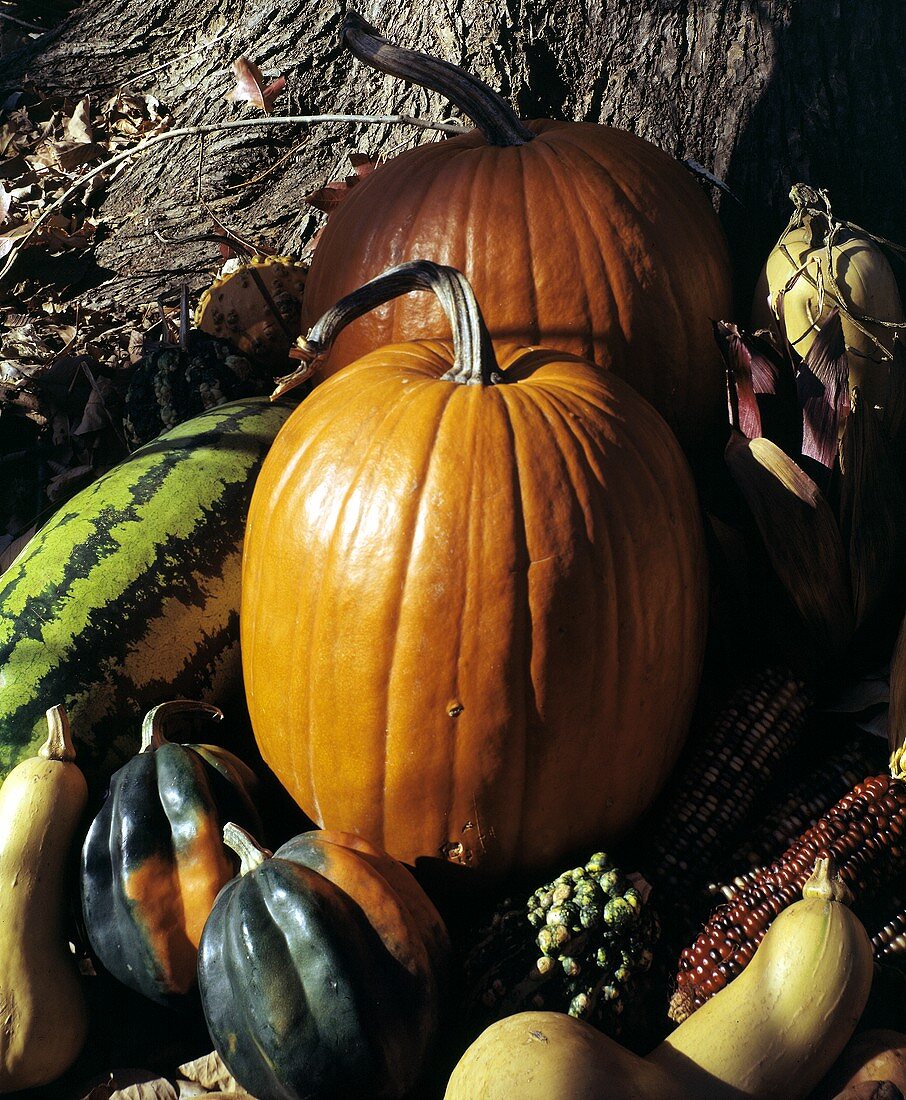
[0,398,292,789]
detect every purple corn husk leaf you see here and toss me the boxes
[715,320,762,439]
[796,308,849,489]
[714,321,802,455]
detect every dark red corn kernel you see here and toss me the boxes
[670,765,906,1023]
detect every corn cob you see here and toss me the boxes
[871,901,906,959]
[670,746,906,1023]
[718,734,886,879]
[639,667,811,898]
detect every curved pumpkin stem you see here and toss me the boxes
[284,260,503,389]
[140,699,224,753]
[343,11,533,148]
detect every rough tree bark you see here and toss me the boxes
[3,0,906,311]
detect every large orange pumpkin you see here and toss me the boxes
[301,13,733,458]
[243,262,708,879]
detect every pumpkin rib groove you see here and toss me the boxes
[582,384,701,790]
[326,367,457,842]
[378,379,460,848]
[598,402,692,786]
[493,382,582,856]
[550,135,682,386]
[301,377,422,826]
[259,368,403,816]
[502,385,582,859]
[514,382,624,846]
[470,385,531,870]
[533,139,606,359]
[392,152,471,348]
[618,400,707,783]
[515,150,540,345]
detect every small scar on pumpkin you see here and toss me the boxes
[529,1030,548,1043]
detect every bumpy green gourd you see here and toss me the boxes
[124,331,273,448]
[464,852,659,1037]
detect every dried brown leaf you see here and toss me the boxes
[178,1052,242,1093]
[78,1070,178,1100]
[725,429,853,663]
[110,1081,179,1100]
[46,462,95,501]
[226,57,285,114]
[0,526,36,572]
[57,142,106,172]
[64,97,94,144]
[305,155,381,216]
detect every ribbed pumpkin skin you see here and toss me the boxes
[302,121,733,454]
[0,398,292,790]
[242,344,708,879]
[80,739,262,1006]
[198,829,450,1099]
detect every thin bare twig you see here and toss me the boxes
[0,113,470,285]
[120,31,228,88]
[0,10,45,30]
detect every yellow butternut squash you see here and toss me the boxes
[0,705,89,1092]
[445,858,873,1100]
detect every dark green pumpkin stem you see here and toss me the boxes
[39,704,77,762]
[140,699,223,753]
[223,822,272,874]
[343,11,533,147]
[283,260,503,389]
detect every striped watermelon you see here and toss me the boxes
[0,397,293,790]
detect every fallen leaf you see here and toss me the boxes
[0,183,10,227]
[110,1082,179,1100]
[226,57,285,114]
[64,97,94,145]
[46,462,95,501]
[177,1052,243,1093]
[305,154,379,215]
[0,526,36,572]
[78,1070,179,1100]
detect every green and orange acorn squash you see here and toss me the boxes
[80,699,262,1007]
[198,823,451,1100]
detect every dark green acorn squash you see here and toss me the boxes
[80,699,262,1007]
[198,824,451,1099]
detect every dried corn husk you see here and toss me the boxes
[724,429,853,664]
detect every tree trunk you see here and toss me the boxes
[3,0,906,310]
